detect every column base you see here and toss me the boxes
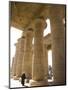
[10,75,14,78]
[29,79,48,87]
[52,81,66,86]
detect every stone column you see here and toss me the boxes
[15,36,25,78]
[21,36,25,75]
[30,17,48,86]
[23,28,33,78]
[43,44,48,79]
[50,6,65,85]
[11,42,19,78]
[11,57,15,77]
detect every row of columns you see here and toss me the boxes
[16,36,25,78]
[11,17,48,86]
[11,35,25,79]
[11,12,65,86]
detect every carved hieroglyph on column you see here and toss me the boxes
[30,17,48,86]
[50,6,65,85]
[23,28,33,78]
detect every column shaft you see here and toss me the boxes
[43,44,48,79]
[16,37,25,78]
[50,7,65,85]
[23,29,33,78]
[32,18,45,81]
[11,57,15,77]
[12,43,19,77]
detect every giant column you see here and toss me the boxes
[50,6,66,85]
[11,57,15,78]
[23,28,33,79]
[11,42,19,78]
[43,44,48,79]
[30,17,48,86]
[15,35,25,79]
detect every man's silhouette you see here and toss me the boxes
[21,73,26,86]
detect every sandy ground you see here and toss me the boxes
[10,79,30,88]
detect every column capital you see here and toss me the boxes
[35,16,45,20]
[27,28,33,31]
[24,28,34,32]
[34,16,45,22]
[34,16,47,29]
[17,36,25,42]
[21,36,25,39]
[24,27,34,33]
